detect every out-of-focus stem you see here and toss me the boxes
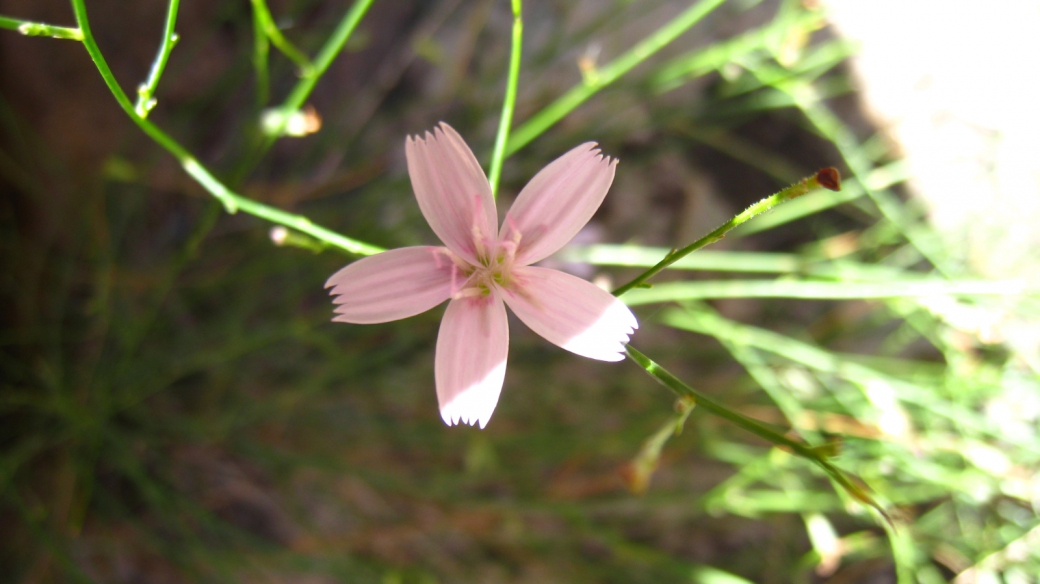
[0,15,83,40]
[249,0,314,75]
[505,0,727,155]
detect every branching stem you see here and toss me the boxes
[63,0,383,256]
[134,0,180,118]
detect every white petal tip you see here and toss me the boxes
[440,406,492,430]
[437,361,506,430]
[560,300,638,362]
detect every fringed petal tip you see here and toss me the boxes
[503,266,637,363]
[435,296,509,431]
[437,361,507,429]
[560,299,638,362]
[504,142,619,265]
[407,121,455,145]
[405,122,496,265]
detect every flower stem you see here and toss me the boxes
[487,0,523,199]
[612,168,840,297]
[0,15,82,40]
[65,0,384,257]
[134,0,180,118]
[505,0,727,155]
[624,344,887,520]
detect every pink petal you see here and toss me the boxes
[502,143,617,265]
[435,294,509,429]
[406,122,498,265]
[326,246,457,324]
[501,266,637,361]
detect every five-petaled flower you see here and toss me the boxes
[326,123,638,428]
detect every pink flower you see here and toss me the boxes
[326,123,638,428]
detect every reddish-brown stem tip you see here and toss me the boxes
[816,167,841,191]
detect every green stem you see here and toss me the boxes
[662,304,1033,450]
[251,3,271,106]
[786,88,952,277]
[256,0,374,149]
[134,0,180,118]
[505,0,727,155]
[182,160,385,255]
[620,277,1034,306]
[0,15,82,40]
[67,0,384,257]
[612,168,840,296]
[487,0,523,198]
[249,0,314,75]
[624,345,886,519]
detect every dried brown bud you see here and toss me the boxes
[816,167,841,191]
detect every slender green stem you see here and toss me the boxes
[0,15,82,40]
[624,345,886,519]
[662,304,1037,451]
[625,395,696,494]
[649,8,823,93]
[505,0,727,155]
[251,4,271,106]
[620,277,1034,306]
[785,87,952,277]
[487,0,523,198]
[67,0,383,257]
[182,161,385,255]
[257,0,374,148]
[249,0,314,75]
[733,161,911,237]
[134,0,180,118]
[612,168,840,296]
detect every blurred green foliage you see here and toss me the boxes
[1,0,1038,582]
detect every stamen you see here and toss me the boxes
[471,194,488,262]
[506,215,522,246]
[496,238,519,281]
[431,247,471,272]
[455,285,488,299]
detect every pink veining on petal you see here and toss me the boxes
[327,124,636,430]
[435,294,509,429]
[502,142,617,265]
[326,246,456,324]
[501,266,637,362]
[405,122,498,265]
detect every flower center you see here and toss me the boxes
[454,231,522,300]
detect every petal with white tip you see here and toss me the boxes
[502,266,637,361]
[435,294,509,429]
